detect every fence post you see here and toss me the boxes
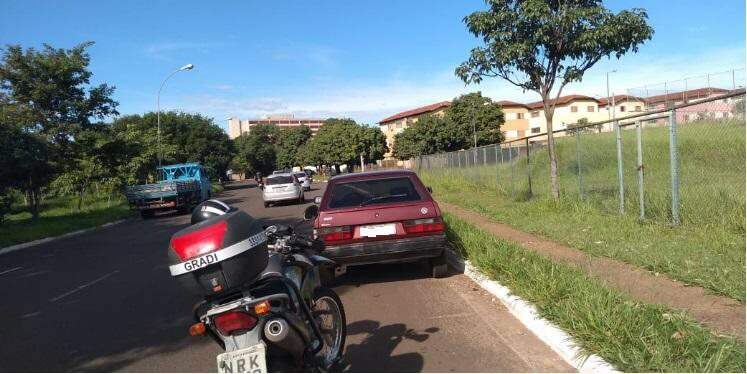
[495,145,500,186]
[483,147,487,167]
[525,138,532,197]
[636,120,645,221]
[575,129,584,199]
[614,120,625,214]
[669,109,681,225]
[509,143,515,197]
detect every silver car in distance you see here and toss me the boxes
[263,173,304,208]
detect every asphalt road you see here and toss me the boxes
[0,180,572,372]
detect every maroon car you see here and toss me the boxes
[312,170,448,278]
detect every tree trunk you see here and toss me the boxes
[544,107,560,199]
[29,188,40,220]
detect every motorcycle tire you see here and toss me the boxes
[311,287,346,371]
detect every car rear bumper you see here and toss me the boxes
[323,234,446,266]
[263,191,300,201]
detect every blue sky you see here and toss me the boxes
[1,1,744,130]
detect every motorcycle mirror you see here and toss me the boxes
[303,205,319,221]
[314,196,322,205]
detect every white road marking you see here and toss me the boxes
[0,266,22,276]
[49,270,120,303]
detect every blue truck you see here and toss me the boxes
[125,163,212,218]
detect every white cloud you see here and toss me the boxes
[144,41,224,60]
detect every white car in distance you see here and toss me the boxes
[263,173,304,207]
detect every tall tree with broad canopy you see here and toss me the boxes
[230,124,280,176]
[298,118,386,169]
[0,41,118,218]
[455,0,653,198]
[276,125,313,169]
[446,92,505,147]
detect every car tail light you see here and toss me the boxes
[404,217,444,234]
[170,221,228,261]
[214,311,258,336]
[316,226,353,242]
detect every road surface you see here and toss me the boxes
[0,181,572,372]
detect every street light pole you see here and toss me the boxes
[157,63,194,168]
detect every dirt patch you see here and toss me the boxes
[440,201,745,339]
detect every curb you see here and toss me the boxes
[0,219,130,256]
[445,249,618,373]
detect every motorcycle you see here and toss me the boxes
[169,203,346,372]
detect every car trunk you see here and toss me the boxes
[316,200,441,244]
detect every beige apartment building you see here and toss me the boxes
[378,101,451,159]
[495,100,529,141]
[227,114,324,139]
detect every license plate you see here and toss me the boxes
[216,343,267,373]
[360,223,396,237]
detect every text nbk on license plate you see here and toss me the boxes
[360,223,396,237]
[217,343,267,373]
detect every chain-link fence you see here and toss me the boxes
[413,89,745,229]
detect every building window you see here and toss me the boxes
[587,106,595,112]
[531,111,539,118]
[396,122,403,129]
[620,106,626,112]
[635,105,642,112]
[570,106,578,113]
[531,127,541,134]
[516,112,524,119]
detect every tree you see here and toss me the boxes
[0,42,119,218]
[231,124,280,176]
[456,0,653,198]
[298,118,386,168]
[392,115,452,160]
[276,125,313,169]
[446,92,505,147]
[111,112,233,183]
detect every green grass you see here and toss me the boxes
[211,182,225,194]
[419,120,746,301]
[0,194,133,248]
[445,213,745,372]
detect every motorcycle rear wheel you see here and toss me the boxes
[311,287,346,371]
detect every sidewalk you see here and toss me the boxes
[439,201,745,338]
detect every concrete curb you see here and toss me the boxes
[0,219,130,256]
[445,249,618,373]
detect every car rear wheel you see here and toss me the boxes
[264,202,270,208]
[299,193,305,204]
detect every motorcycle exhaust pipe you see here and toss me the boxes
[264,318,305,361]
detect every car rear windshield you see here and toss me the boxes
[327,177,421,209]
[294,173,306,179]
[267,175,293,185]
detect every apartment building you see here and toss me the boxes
[525,95,603,135]
[495,100,529,141]
[378,101,451,159]
[645,87,734,122]
[227,114,325,139]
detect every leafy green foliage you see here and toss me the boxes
[231,124,280,175]
[297,118,387,167]
[276,125,312,168]
[0,42,119,219]
[110,112,233,182]
[392,92,505,160]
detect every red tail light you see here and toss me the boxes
[170,221,228,261]
[316,226,353,242]
[404,217,444,234]
[214,311,258,336]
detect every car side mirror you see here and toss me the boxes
[303,205,319,221]
[426,186,433,193]
[314,196,322,205]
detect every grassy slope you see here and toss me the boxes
[446,213,745,372]
[420,121,745,301]
[0,195,133,248]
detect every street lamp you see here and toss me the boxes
[157,63,194,167]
